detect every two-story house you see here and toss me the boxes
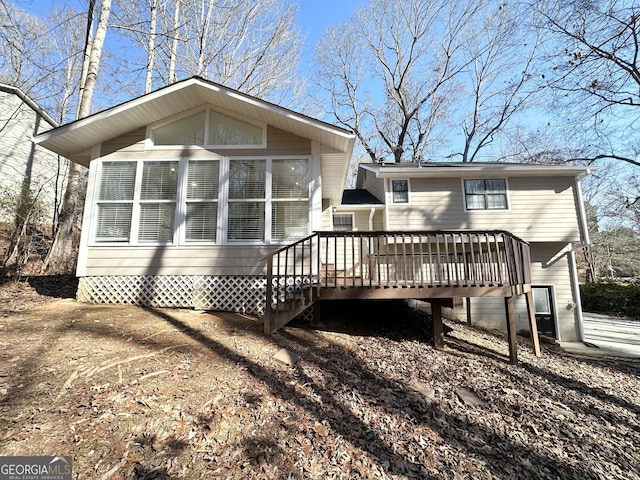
[34,77,593,362]
[338,162,593,343]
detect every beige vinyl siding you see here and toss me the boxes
[100,125,311,159]
[100,127,146,156]
[450,242,580,341]
[360,169,385,202]
[351,210,384,231]
[322,209,385,231]
[385,176,581,243]
[81,245,274,276]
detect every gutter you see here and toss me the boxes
[0,83,58,127]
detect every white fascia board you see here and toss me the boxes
[360,163,597,179]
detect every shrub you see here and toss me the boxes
[580,281,640,320]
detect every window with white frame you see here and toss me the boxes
[96,161,136,242]
[94,157,309,244]
[464,179,508,210]
[96,160,178,243]
[271,159,309,241]
[333,213,354,231]
[228,159,267,241]
[151,109,264,147]
[391,179,409,203]
[185,159,219,242]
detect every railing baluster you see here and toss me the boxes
[435,234,442,286]
[428,234,434,287]
[460,233,468,286]
[452,233,460,286]
[351,233,356,287]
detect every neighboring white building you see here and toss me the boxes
[0,84,67,224]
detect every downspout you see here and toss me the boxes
[572,174,590,343]
[368,207,375,231]
[574,176,590,245]
[567,243,585,342]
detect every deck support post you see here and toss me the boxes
[524,291,541,357]
[313,298,322,324]
[431,302,444,350]
[504,296,518,365]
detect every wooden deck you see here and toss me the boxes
[262,230,541,364]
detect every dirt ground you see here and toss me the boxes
[0,277,639,479]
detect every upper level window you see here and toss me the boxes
[464,179,508,210]
[151,109,264,147]
[391,179,409,203]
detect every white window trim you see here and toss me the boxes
[332,212,356,231]
[90,155,313,247]
[91,158,181,246]
[389,178,410,204]
[176,157,223,245]
[144,105,267,150]
[224,156,312,245]
[461,177,511,212]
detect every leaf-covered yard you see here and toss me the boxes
[0,279,639,479]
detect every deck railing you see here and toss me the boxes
[262,230,531,333]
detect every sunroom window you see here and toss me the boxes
[228,159,266,241]
[272,159,309,241]
[208,111,262,145]
[151,109,264,147]
[138,161,178,242]
[96,161,136,242]
[152,111,205,146]
[93,157,310,245]
[95,160,177,243]
[185,160,219,242]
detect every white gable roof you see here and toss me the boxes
[34,76,355,164]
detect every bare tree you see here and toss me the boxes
[453,2,540,162]
[111,0,303,102]
[165,0,303,102]
[535,0,640,168]
[314,0,537,164]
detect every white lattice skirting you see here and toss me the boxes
[77,275,269,316]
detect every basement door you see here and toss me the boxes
[532,286,557,338]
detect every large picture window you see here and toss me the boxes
[464,179,508,210]
[94,157,309,245]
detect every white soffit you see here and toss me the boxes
[34,77,355,165]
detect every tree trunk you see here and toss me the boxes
[168,0,180,83]
[145,0,158,93]
[41,0,112,274]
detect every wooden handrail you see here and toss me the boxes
[261,230,532,333]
